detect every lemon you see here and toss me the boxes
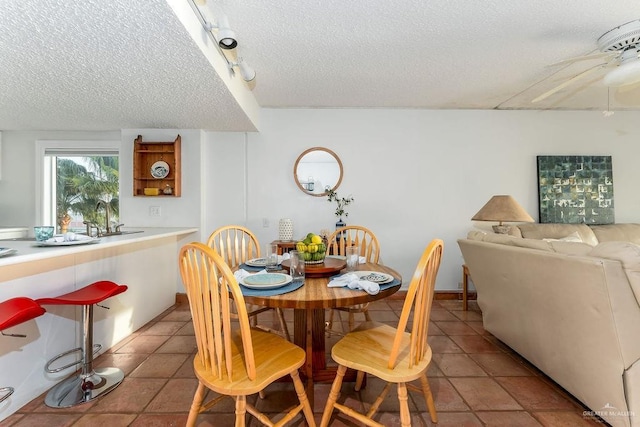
[311,235,322,244]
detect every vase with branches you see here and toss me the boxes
[327,189,354,229]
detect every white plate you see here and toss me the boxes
[245,258,267,267]
[355,271,394,284]
[240,273,292,290]
[0,248,17,257]
[36,238,100,247]
[150,161,170,179]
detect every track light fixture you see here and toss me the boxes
[205,15,237,50]
[229,57,256,82]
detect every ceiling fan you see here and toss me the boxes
[533,19,640,103]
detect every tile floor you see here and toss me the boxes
[1,297,606,426]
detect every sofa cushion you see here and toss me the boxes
[548,241,594,256]
[517,223,598,246]
[590,242,640,306]
[542,231,583,243]
[590,224,640,245]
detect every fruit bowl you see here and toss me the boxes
[296,233,327,264]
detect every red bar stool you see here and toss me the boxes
[0,297,47,404]
[36,280,128,408]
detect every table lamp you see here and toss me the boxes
[471,195,534,234]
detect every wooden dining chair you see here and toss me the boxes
[320,239,444,427]
[207,225,290,341]
[325,225,381,334]
[179,242,316,427]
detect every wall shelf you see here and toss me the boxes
[133,135,181,197]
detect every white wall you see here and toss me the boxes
[3,109,640,291]
[206,109,640,291]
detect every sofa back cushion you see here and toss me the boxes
[516,223,598,246]
[590,224,640,245]
[590,241,640,306]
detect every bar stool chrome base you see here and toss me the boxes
[44,367,124,408]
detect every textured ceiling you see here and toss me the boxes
[2,0,640,132]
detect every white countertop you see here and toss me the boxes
[0,227,198,267]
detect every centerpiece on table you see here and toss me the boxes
[327,189,354,229]
[296,232,327,264]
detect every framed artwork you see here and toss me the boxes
[537,155,614,224]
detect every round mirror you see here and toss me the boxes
[293,147,343,197]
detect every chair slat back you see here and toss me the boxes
[326,225,380,263]
[179,242,256,382]
[389,239,443,370]
[206,225,261,269]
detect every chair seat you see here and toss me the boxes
[36,281,127,306]
[331,321,431,383]
[0,297,46,331]
[194,328,305,396]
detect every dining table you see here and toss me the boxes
[240,260,402,405]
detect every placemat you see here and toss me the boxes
[239,263,266,272]
[239,280,304,297]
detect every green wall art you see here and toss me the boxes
[537,155,614,224]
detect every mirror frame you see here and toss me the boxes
[293,147,343,197]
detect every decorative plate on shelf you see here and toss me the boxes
[150,161,170,179]
[241,273,292,290]
[356,271,394,284]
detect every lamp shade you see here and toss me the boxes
[471,195,534,224]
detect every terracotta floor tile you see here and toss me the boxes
[129,413,189,426]
[428,378,469,412]
[140,321,187,336]
[129,353,189,378]
[145,378,201,412]
[469,353,536,377]
[429,321,444,335]
[94,352,150,376]
[72,413,137,426]
[90,378,167,413]
[429,310,460,321]
[3,413,81,427]
[159,310,192,322]
[450,335,503,353]
[114,335,170,354]
[433,353,487,377]
[496,377,579,410]
[175,322,195,335]
[174,354,197,378]
[428,335,464,353]
[450,377,522,411]
[476,410,543,426]
[435,321,479,335]
[533,410,604,426]
[420,411,483,426]
[466,320,489,335]
[451,310,484,322]
[155,335,197,353]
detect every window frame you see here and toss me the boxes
[35,139,120,227]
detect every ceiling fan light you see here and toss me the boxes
[603,60,640,87]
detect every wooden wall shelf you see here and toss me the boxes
[133,135,181,197]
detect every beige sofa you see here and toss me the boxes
[458,223,640,427]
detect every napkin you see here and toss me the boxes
[46,232,94,243]
[279,253,290,263]
[327,273,380,295]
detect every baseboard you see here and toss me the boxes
[175,290,476,305]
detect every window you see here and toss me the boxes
[36,140,120,233]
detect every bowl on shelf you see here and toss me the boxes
[143,187,161,196]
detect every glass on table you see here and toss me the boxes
[289,250,305,282]
[346,245,359,272]
[265,242,279,271]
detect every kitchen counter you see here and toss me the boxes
[0,226,198,421]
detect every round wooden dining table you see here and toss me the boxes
[242,262,402,405]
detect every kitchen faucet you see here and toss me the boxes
[95,199,111,236]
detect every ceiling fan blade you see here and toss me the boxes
[532,63,607,103]
[549,51,618,67]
